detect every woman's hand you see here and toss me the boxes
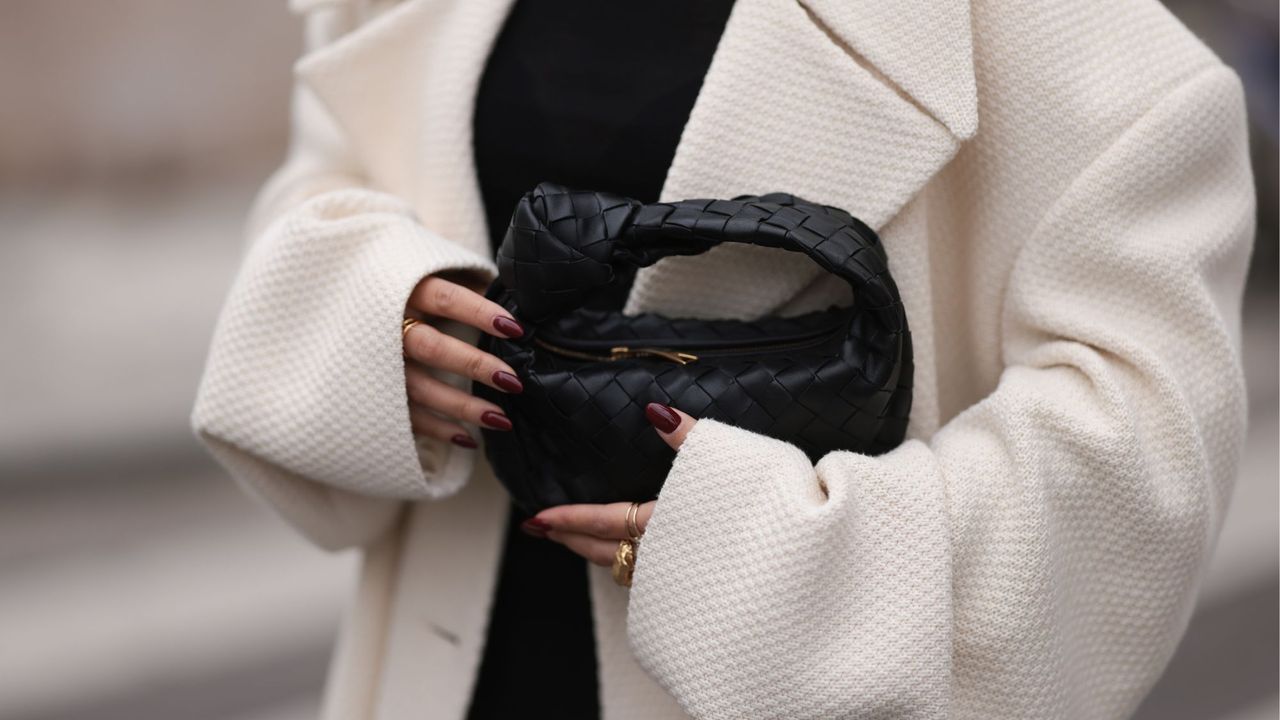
[527,404,697,565]
[402,273,527,448]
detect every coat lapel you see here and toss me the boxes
[803,0,978,140]
[627,0,977,318]
[296,0,516,258]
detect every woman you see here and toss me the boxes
[193,0,1255,717]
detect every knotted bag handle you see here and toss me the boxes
[492,182,904,336]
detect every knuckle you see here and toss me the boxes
[411,326,441,359]
[429,280,459,313]
[453,395,476,419]
[465,351,488,379]
[411,278,435,309]
[463,394,486,417]
[588,516,612,537]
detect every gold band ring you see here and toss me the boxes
[612,539,636,587]
[402,317,421,339]
[625,502,643,543]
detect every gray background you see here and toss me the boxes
[1,2,1275,718]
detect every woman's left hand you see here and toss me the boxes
[524,404,696,565]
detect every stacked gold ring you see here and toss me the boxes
[402,317,421,338]
[402,318,422,358]
[625,501,643,543]
[613,502,644,587]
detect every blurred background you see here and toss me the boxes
[0,1,1274,719]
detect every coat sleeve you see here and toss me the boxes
[191,0,496,551]
[626,67,1254,719]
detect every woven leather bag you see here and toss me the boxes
[475,183,912,513]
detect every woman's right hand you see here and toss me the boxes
[402,274,526,448]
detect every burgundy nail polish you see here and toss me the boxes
[519,515,550,532]
[480,411,513,431]
[520,518,550,537]
[450,434,477,449]
[645,403,680,433]
[492,370,524,394]
[492,315,525,339]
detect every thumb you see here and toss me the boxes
[644,403,697,450]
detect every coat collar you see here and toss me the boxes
[296,0,977,316]
[802,0,978,140]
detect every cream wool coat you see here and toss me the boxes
[192,0,1255,717]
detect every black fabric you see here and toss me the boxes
[464,509,599,720]
[467,2,734,718]
[477,185,912,513]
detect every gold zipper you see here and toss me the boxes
[610,347,700,364]
[534,337,699,365]
[533,330,839,366]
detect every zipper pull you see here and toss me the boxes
[610,346,699,365]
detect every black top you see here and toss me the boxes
[467,1,734,717]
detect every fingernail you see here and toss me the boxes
[520,517,551,537]
[492,315,525,339]
[645,403,680,433]
[480,411,513,431]
[492,370,524,394]
[451,434,477,449]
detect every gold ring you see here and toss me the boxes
[402,317,421,339]
[625,502,643,543]
[612,539,636,587]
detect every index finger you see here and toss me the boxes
[409,276,524,339]
[535,501,654,540]
[645,403,696,450]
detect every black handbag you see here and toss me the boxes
[475,183,912,513]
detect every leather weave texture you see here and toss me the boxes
[476,183,912,513]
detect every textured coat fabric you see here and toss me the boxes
[191,0,1255,718]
